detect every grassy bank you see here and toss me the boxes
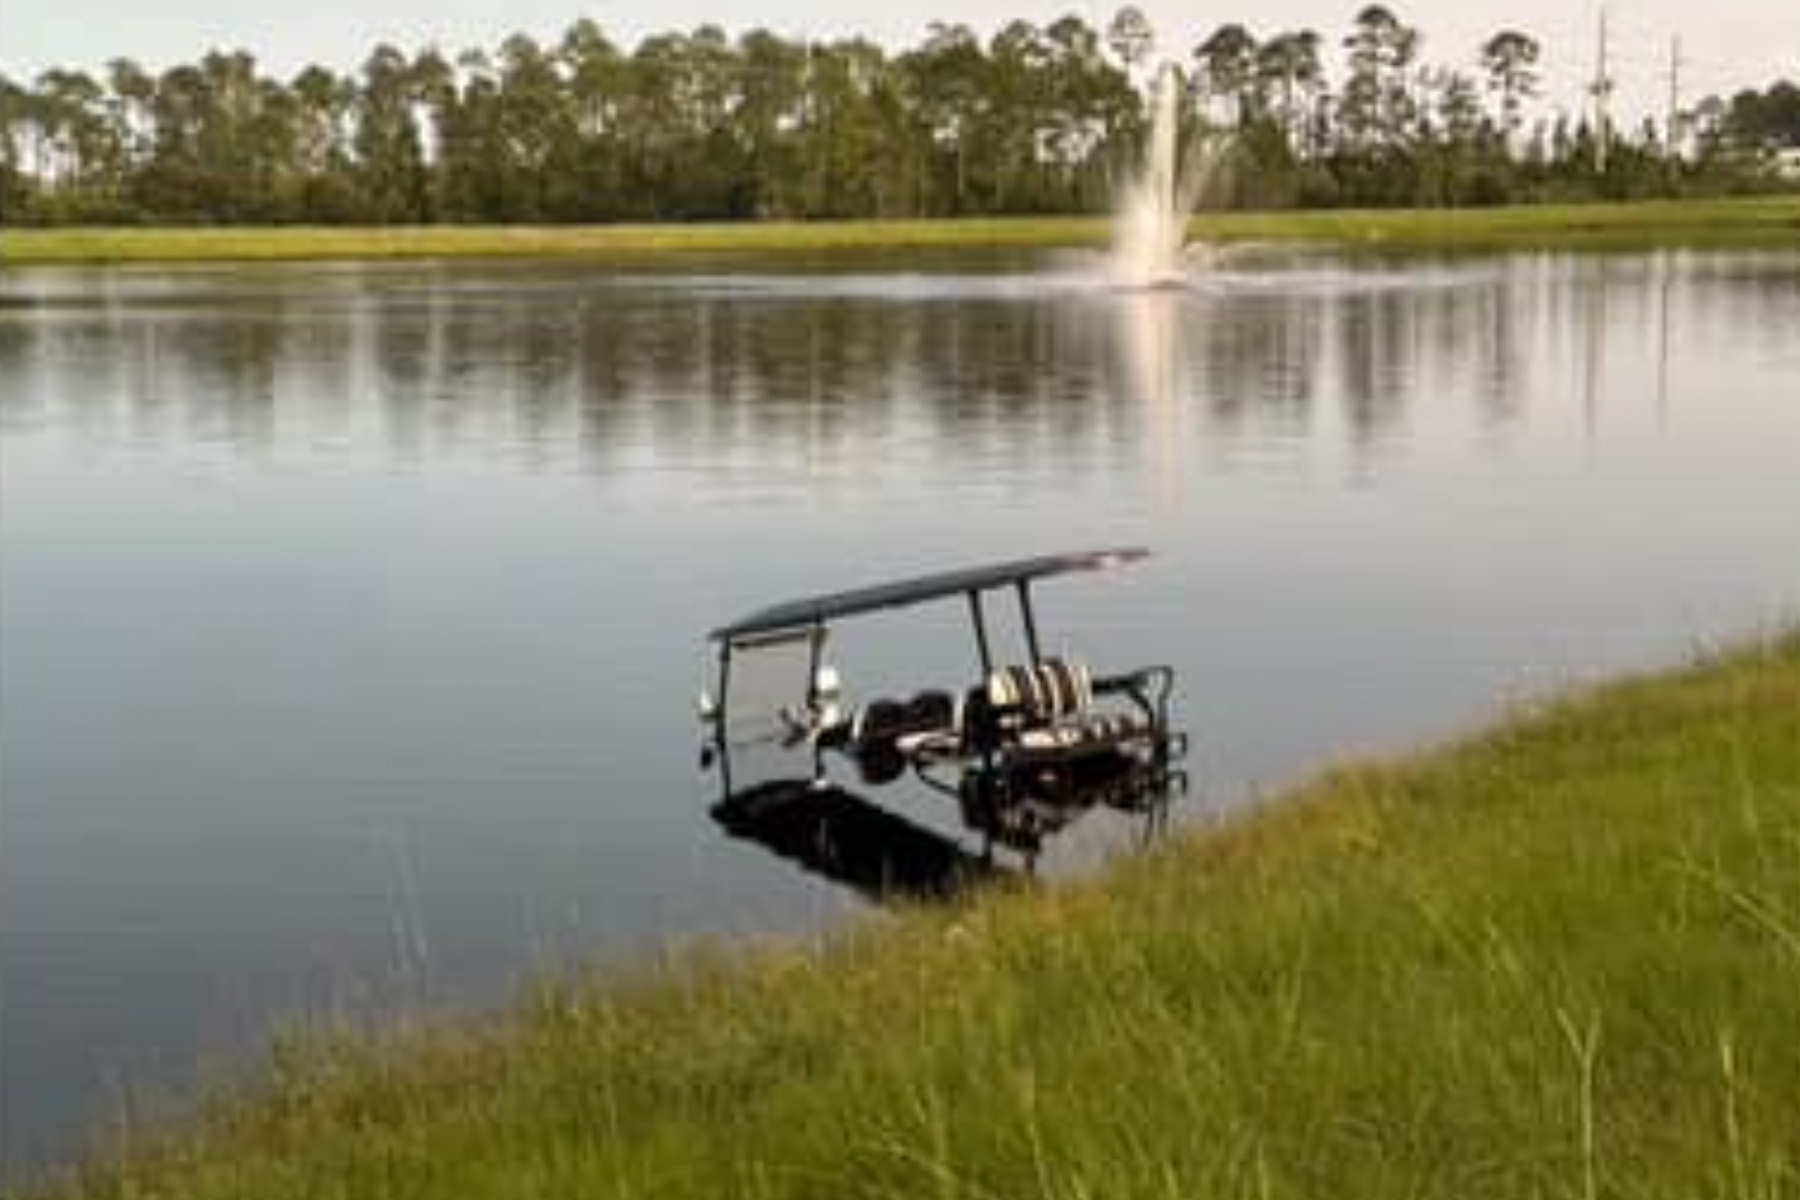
[5,196,1800,265]
[29,633,1800,1198]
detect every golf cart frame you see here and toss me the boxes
[701,548,1187,861]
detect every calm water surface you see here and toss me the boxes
[3,247,1798,1175]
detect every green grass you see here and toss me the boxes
[27,633,1800,1199]
[0,218,1103,265]
[1199,196,1800,250]
[5,196,1800,264]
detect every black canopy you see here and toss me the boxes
[710,547,1148,642]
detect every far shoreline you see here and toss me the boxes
[5,196,1800,266]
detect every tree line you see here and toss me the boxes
[4,5,1797,226]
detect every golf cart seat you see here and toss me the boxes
[979,658,1154,764]
[852,690,959,783]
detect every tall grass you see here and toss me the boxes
[28,633,1800,1199]
[4,197,1799,264]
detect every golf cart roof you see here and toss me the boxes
[710,547,1148,643]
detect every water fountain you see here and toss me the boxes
[1111,64,1212,289]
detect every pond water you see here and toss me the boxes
[3,246,1798,1176]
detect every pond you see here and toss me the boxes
[3,246,1798,1176]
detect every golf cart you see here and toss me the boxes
[700,548,1187,872]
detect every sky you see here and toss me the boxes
[3,0,1795,124]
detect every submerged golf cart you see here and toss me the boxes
[700,548,1187,875]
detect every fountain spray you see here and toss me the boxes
[1111,64,1218,289]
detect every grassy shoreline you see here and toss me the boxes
[28,633,1800,1198]
[5,196,1800,265]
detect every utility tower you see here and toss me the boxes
[1590,8,1614,173]
[1665,35,1685,164]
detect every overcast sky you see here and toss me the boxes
[4,0,1795,123]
